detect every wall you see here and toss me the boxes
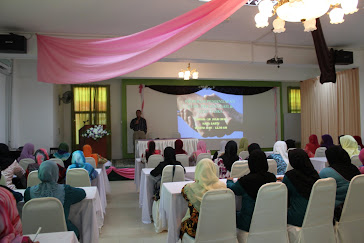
[0,72,6,143]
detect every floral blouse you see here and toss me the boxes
[215,158,231,179]
[180,185,200,239]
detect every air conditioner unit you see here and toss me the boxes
[0,60,12,75]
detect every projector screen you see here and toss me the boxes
[126,85,280,154]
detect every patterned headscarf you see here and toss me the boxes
[54,142,71,161]
[273,141,289,165]
[17,143,35,161]
[34,148,49,165]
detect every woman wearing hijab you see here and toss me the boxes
[0,143,26,190]
[189,141,209,165]
[353,136,364,150]
[304,134,320,158]
[283,149,320,227]
[180,159,226,239]
[358,149,364,174]
[285,139,296,149]
[144,141,161,162]
[212,140,227,161]
[25,160,86,238]
[175,139,188,155]
[17,143,35,162]
[83,144,99,167]
[150,147,184,177]
[267,141,288,175]
[340,135,360,158]
[320,134,334,149]
[244,143,262,160]
[216,140,239,179]
[52,142,72,168]
[237,138,249,155]
[67,151,98,181]
[227,150,276,232]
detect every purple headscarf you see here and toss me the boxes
[321,134,334,149]
[17,143,35,161]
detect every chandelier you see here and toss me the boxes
[178,63,199,80]
[255,0,359,33]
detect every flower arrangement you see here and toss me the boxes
[81,125,111,141]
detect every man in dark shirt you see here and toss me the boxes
[130,110,147,147]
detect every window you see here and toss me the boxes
[288,87,301,113]
[71,85,111,150]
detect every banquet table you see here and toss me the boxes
[310,157,327,172]
[25,232,78,243]
[16,186,103,243]
[135,138,198,159]
[139,167,196,224]
[92,166,110,215]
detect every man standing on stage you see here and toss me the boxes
[130,110,147,146]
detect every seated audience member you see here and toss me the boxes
[216,140,239,179]
[25,160,86,238]
[212,140,227,161]
[304,134,320,158]
[180,159,226,239]
[175,139,188,155]
[285,139,296,149]
[83,144,99,167]
[237,138,249,155]
[189,141,209,166]
[17,143,35,162]
[67,151,98,181]
[320,146,360,221]
[0,171,23,203]
[359,149,364,174]
[51,142,72,168]
[283,149,320,227]
[143,141,161,162]
[267,141,288,175]
[340,135,360,157]
[0,143,26,190]
[353,136,364,150]
[227,150,276,232]
[245,143,261,160]
[320,134,334,149]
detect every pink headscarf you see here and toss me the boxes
[359,149,364,174]
[195,141,208,157]
[35,148,49,165]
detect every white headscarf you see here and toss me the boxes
[183,159,226,211]
[340,135,360,157]
[273,141,289,165]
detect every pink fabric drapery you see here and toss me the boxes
[37,0,247,84]
[106,166,135,180]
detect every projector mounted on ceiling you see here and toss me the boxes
[267,32,283,68]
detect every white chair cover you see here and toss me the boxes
[176,154,189,168]
[237,183,288,243]
[350,155,361,167]
[22,197,67,234]
[49,158,65,168]
[287,178,336,243]
[231,161,249,178]
[314,147,327,158]
[85,157,97,168]
[267,159,278,175]
[335,175,364,243]
[147,154,164,168]
[153,165,185,233]
[19,158,35,171]
[285,163,294,172]
[239,151,249,160]
[66,168,91,187]
[27,170,41,187]
[287,148,296,152]
[0,172,6,186]
[196,153,211,164]
[182,189,237,243]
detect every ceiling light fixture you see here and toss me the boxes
[178,63,199,80]
[255,0,359,33]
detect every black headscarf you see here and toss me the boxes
[248,143,261,154]
[238,150,276,199]
[286,149,320,200]
[325,145,360,181]
[146,141,156,161]
[0,143,15,170]
[219,140,239,171]
[285,139,296,149]
[163,147,177,164]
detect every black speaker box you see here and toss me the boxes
[0,34,27,53]
[334,50,353,65]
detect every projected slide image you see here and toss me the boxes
[177,89,243,139]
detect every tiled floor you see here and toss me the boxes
[99,180,168,243]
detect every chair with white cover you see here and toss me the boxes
[66,168,91,187]
[350,155,361,167]
[19,158,35,171]
[147,154,164,168]
[239,151,249,160]
[152,165,185,233]
[176,154,189,168]
[285,163,294,172]
[0,172,5,186]
[231,161,249,178]
[181,189,237,243]
[196,153,211,164]
[287,178,337,243]
[85,157,97,168]
[49,158,65,168]
[22,197,67,234]
[287,148,296,152]
[267,159,278,175]
[335,175,364,243]
[27,171,41,187]
[314,147,327,157]
[237,183,288,243]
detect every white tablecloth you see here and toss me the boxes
[310,157,328,172]
[134,158,145,191]
[25,232,78,243]
[92,167,110,215]
[16,186,103,243]
[135,138,199,158]
[139,167,196,224]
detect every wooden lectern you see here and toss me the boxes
[79,125,109,158]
